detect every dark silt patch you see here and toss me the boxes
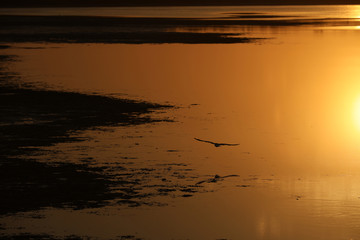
[0,45,11,49]
[0,233,80,240]
[0,159,119,214]
[0,83,172,155]
[1,15,359,45]
[0,53,178,214]
[0,15,266,44]
[0,233,142,240]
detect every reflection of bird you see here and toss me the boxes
[194,138,239,147]
[196,174,239,185]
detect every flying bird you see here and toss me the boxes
[194,138,239,147]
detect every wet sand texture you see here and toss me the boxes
[0,54,173,214]
[1,15,358,44]
[0,15,262,44]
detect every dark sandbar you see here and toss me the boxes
[0,15,267,44]
[1,15,358,45]
[0,53,173,214]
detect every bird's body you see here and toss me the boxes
[194,138,239,147]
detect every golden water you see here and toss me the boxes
[2,8,360,239]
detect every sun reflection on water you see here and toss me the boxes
[353,96,360,130]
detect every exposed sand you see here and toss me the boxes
[1,15,358,44]
[0,52,172,215]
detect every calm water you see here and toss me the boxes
[2,5,360,240]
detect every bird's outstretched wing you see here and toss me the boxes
[218,143,240,146]
[194,138,216,144]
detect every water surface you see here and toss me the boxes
[2,5,360,240]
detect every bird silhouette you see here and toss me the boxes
[194,138,239,147]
